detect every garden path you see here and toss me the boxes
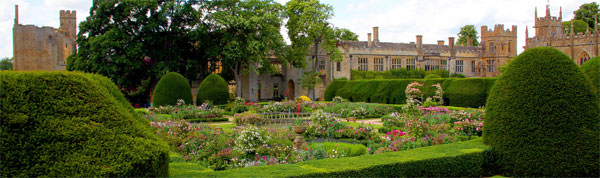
[354,118,383,125]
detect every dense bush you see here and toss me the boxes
[442,78,496,108]
[0,71,169,177]
[351,69,449,80]
[424,73,442,79]
[178,138,491,177]
[309,142,367,157]
[197,73,229,105]
[326,78,495,107]
[152,72,193,106]
[581,57,599,96]
[484,47,599,177]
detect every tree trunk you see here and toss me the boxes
[309,40,320,100]
[232,62,242,99]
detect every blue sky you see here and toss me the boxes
[0,0,596,59]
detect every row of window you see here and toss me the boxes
[329,57,499,73]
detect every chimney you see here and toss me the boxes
[416,35,422,49]
[525,26,529,46]
[449,37,455,58]
[373,26,379,45]
[15,5,18,24]
[559,6,562,20]
[467,37,473,47]
[368,33,372,47]
[546,4,550,17]
[437,40,444,46]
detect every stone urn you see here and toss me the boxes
[292,126,307,150]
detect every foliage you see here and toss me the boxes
[581,57,600,96]
[207,0,287,98]
[334,28,359,41]
[456,25,479,46]
[299,71,322,93]
[574,2,599,29]
[67,0,209,105]
[351,69,449,80]
[321,102,396,118]
[308,142,367,158]
[327,79,448,105]
[0,57,12,70]
[235,126,271,155]
[183,138,492,177]
[234,112,266,126]
[332,96,344,103]
[296,95,312,102]
[424,73,441,79]
[484,47,599,177]
[450,73,466,78]
[152,72,193,106]
[285,0,342,98]
[0,71,168,177]
[442,78,496,108]
[562,19,590,34]
[197,73,229,105]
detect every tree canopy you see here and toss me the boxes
[0,57,12,70]
[456,25,479,46]
[574,2,599,29]
[562,20,589,34]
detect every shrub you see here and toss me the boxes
[581,57,600,96]
[153,72,193,106]
[450,73,466,78]
[0,71,169,177]
[424,73,441,79]
[324,80,345,101]
[309,142,367,157]
[484,47,600,177]
[197,74,229,105]
[442,78,496,108]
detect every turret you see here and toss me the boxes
[14,5,18,25]
[60,10,76,39]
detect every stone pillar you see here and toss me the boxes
[373,26,379,45]
[368,33,372,48]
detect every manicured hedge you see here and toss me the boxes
[196,73,229,105]
[581,57,599,96]
[153,72,193,106]
[171,138,493,177]
[0,71,169,177]
[351,69,449,80]
[442,78,496,108]
[484,47,600,177]
[326,78,496,107]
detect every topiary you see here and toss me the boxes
[153,72,193,106]
[581,57,600,96]
[196,73,229,105]
[0,71,169,177]
[424,74,442,80]
[484,47,599,177]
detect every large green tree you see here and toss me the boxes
[574,2,599,29]
[456,25,479,46]
[0,57,12,70]
[205,0,286,98]
[285,0,342,99]
[67,0,209,105]
[334,28,359,41]
[562,19,589,34]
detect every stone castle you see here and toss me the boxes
[13,5,77,71]
[524,5,599,64]
[239,24,518,101]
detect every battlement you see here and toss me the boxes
[536,16,561,23]
[481,24,517,36]
[60,10,76,18]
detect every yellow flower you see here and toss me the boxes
[297,96,312,102]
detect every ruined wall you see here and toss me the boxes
[13,6,76,71]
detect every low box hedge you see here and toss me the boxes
[325,78,496,107]
[171,138,492,177]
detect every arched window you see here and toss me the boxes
[578,52,591,65]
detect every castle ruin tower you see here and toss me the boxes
[534,4,562,40]
[59,10,76,39]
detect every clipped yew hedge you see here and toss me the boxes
[485,47,599,177]
[325,78,496,107]
[581,56,599,96]
[196,73,229,105]
[173,138,494,177]
[0,71,169,177]
[153,72,193,106]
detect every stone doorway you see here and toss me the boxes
[287,80,295,99]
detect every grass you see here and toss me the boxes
[341,121,383,130]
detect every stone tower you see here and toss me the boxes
[534,5,563,40]
[480,24,517,77]
[13,5,76,71]
[59,10,77,39]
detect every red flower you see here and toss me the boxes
[330,124,333,127]
[304,148,308,151]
